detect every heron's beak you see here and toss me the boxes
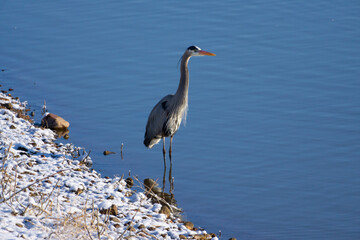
[199,50,216,56]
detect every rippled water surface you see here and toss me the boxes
[1,1,359,239]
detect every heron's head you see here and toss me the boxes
[186,46,216,57]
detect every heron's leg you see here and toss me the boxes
[169,152,173,184]
[162,137,166,155]
[162,137,167,192]
[162,137,166,167]
[169,135,173,156]
[162,155,166,193]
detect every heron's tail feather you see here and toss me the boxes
[144,136,161,149]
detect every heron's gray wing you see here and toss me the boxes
[144,94,174,148]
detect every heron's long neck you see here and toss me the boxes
[174,55,190,106]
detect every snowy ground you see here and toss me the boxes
[0,92,218,239]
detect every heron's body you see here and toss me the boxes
[144,46,215,154]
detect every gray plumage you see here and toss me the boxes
[144,46,215,152]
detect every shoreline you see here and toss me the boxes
[0,90,219,239]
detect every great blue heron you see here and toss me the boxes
[144,46,215,156]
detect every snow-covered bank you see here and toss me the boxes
[0,92,218,239]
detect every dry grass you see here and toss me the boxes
[47,200,111,240]
[0,143,113,239]
[0,143,169,240]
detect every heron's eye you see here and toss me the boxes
[187,46,197,51]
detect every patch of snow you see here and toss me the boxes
[0,92,216,239]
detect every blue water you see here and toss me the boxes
[1,1,360,239]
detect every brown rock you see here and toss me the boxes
[148,226,156,231]
[100,204,118,216]
[184,221,194,230]
[54,128,69,139]
[16,223,24,228]
[144,178,161,193]
[125,177,134,188]
[41,113,69,129]
[159,205,171,218]
[110,216,121,223]
[2,102,12,109]
[75,188,84,195]
[193,234,209,240]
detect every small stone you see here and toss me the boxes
[144,178,159,192]
[159,205,171,218]
[126,177,134,188]
[184,221,194,230]
[107,195,115,200]
[54,128,69,139]
[16,223,23,228]
[2,102,12,109]
[152,186,162,194]
[125,191,133,197]
[110,216,121,223]
[148,226,156,231]
[228,238,237,240]
[10,125,16,129]
[110,204,118,216]
[193,234,208,240]
[113,223,121,228]
[8,88,14,91]
[179,235,187,239]
[75,188,84,195]
[100,204,118,216]
[41,113,69,129]
[138,224,146,229]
